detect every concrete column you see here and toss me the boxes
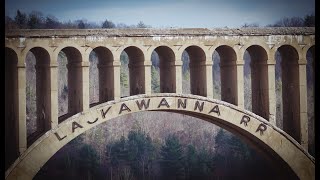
[267,61,276,125]
[98,62,115,102]
[298,60,308,150]
[160,61,176,93]
[174,58,183,94]
[236,61,244,108]
[50,62,58,128]
[17,61,27,154]
[113,60,121,100]
[205,60,213,98]
[81,61,90,111]
[144,60,152,95]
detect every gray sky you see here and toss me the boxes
[5,0,315,28]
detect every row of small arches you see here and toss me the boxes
[4,43,315,166]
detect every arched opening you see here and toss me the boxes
[214,46,237,105]
[121,46,145,96]
[244,45,269,119]
[58,47,83,122]
[183,46,206,96]
[276,45,300,142]
[152,46,176,93]
[5,47,19,170]
[306,45,315,156]
[25,47,51,146]
[89,47,114,107]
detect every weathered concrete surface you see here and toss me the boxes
[5,94,315,180]
[5,27,315,37]
[5,28,315,179]
[5,27,315,150]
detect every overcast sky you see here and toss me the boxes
[5,0,315,28]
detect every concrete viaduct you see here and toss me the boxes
[5,27,315,179]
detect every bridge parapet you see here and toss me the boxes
[5,27,315,37]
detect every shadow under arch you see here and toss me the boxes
[57,46,83,122]
[183,45,207,96]
[5,94,315,180]
[5,47,19,171]
[25,47,52,146]
[306,45,315,156]
[89,46,115,105]
[244,45,269,120]
[276,45,300,143]
[214,45,238,106]
[153,46,176,93]
[122,46,146,96]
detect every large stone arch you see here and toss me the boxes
[5,94,314,180]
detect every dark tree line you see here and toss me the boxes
[35,125,282,180]
[6,9,314,30]
[242,13,315,27]
[5,10,150,30]
[267,14,315,27]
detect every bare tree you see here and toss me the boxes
[304,13,315,27]
[45,15,60,29]
[267,17,304,27]
[28,11,45,29]
[102,19,116,28]
[242,23,259,28]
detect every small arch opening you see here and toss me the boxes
[275,45,300,142]
[5,47,19,170]
[306,45,315,156]
[89,47,114,107]
[152,46,176,93]
[58,47,83,122]
[121,46,145,96]
[214,45,237,105]
[183,46,206,96]
[244,45,269,120]
[26,47,51,146]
